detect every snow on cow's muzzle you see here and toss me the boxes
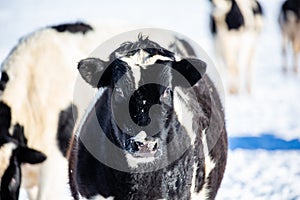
[125,131,160,158]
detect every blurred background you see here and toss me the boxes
[1,0,300,199]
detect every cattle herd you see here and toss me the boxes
[0,0,299,199]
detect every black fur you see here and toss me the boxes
[0,101,11,136]
[0,71,9,92]
[70,37,227,199]
[209,0,244,34]
[225,0,245,30]
[210,14,217,35]
[0,103,12,150]
[57,104,78,157]
[51,22,93,34]
[281,0,300,22]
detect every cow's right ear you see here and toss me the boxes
[78,58,107,88]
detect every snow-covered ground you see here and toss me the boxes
[217,150,300,200]
[1,0,300,199]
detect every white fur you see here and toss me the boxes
[125,152,156,169]
[0,142,17,178]
[131,65,142,89]
[120,50,172,70]
[173,87,196,145]
[190,162,198,198]
[196,129,216,199]
[133,131,147,142]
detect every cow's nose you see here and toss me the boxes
[126,138,158,157]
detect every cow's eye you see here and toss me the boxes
[160,87,172,105]
[163,87,172,97]
[115,87,124,97]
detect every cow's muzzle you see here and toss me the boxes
[125,136,159,158]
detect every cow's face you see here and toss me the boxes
[78,37,206,168]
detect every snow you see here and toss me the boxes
[217,150,300,200]
[1,0,300,199]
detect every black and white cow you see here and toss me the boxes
[68,36,227,200]
[0,22,96,199]
[0,101,46,200]
[279,0,300,73]
[209,0,263,94]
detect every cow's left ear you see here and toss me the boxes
[172,58,207,87]
[18,147,47,164]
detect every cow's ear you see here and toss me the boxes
[18,147,47,164]
[78,58,107,88]
[172,58,207,87]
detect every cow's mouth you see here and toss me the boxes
[125,135,160,158]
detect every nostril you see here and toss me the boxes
[152,142,158,151]
[126,139,140,153]
[132,141,142,152]
[126,138,159,156]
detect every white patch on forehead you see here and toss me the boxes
[120,49,172,89]
[195,129,216,199]
[131,65,141,89]
[173,87,196,144]
[120,49,172,69]
[125,152,156,169]
[0,142,17,178]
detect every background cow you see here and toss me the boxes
[209,0,263,94]
[278,0,300,74]
[0,101,46,200]
[68,35,227,200]
[0,22,96,199]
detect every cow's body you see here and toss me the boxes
[279,0,300,73]
[69,36,227,200]
[0,22,95,199]
[209,0,263,94]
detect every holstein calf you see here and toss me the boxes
[209,0,263,94]
[0,22,95,199]
[0,101,46,200]
[68,36,227,200]
[279,0,300,73]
